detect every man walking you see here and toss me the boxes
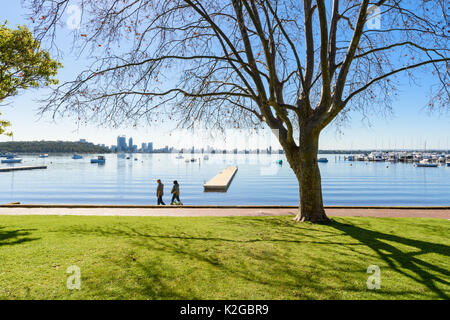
[170,180,182,205]
[156,179,165,205]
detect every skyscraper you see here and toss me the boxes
[148,142,153,152]
[128,137,133,150]
[117,135,127,152]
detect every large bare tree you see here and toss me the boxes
[26,0,449,222]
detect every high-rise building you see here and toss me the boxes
[128,137,133,150]
[117,136,127,152]
[148,142,153,152]
[142,143,147,151]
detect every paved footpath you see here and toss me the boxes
[0,207,449,219]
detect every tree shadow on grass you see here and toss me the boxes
[0,227,39,246]
[56,218,449,299]
[58,223,368,299]
[329,220,450,299]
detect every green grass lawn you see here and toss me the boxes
[0,215,448,299]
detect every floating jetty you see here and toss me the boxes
[0,166,47,172]
[204,166,238,192]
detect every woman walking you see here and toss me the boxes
[170,180,182,205]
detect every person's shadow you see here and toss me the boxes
[330,220,450,299]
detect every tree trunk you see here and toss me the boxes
[287,130,330,223]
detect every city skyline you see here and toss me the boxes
[12,135,446,154]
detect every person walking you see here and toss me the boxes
[156,179,165,205]
[170,180,182,205]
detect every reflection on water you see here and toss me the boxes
[0,154,449,206]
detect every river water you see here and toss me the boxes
[0,153,449,206]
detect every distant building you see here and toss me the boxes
[128,137,133,150]
[148,142,153,152]
[117,135,127,152]
[142,143,147,151]
[79,139,87,143]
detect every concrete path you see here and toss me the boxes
[0,207,449,219]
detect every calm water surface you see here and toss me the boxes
[0,153,449,206]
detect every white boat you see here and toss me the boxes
[415,159,438,167]
[387,153,398,162]
[176,155,184,159]
[1,157,22,164]
[368,152,383,161]
[203,155,209,160]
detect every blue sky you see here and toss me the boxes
[0,1,449,150]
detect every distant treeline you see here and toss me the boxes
[0,141,111,154]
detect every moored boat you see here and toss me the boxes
[415,159,438,167]
[39,154,49,158]
[1,156,22,164]
[90,156,106,164]
[317,158,328,163]
[0,153,17,158]
[72,154,83,159]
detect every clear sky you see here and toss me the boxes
[1,1,449,150]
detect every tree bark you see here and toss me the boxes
[287,129,330,223]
